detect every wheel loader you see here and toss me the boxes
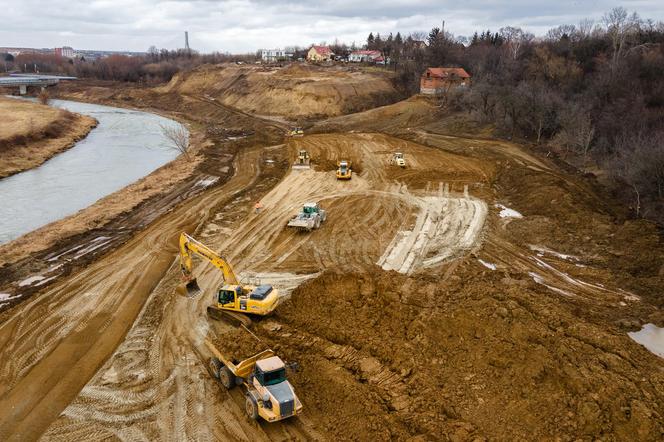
[336,160,352,180]
[205,339,303,422]
[178,232,279,326]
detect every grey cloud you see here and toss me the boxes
[0,0,663,52]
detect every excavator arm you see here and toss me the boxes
[179,232,238,296]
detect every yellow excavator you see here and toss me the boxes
[178,232,280,326]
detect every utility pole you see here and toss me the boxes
[185,31,190,54]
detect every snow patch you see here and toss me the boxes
[529,245,579,261]
[0,293,21,301]
[495,204,522,219]
[529,272,574,297]
[628,324,664,358]
[195,177,219,188]
[478,259,497,270]
[18,275,45,287]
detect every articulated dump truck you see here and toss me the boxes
[205,339,303,422]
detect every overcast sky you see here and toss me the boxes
[1,1,663,53]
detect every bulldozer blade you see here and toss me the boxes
[177,279,202,298]
[207,306,252,327]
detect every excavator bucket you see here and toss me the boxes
[177,278,202,298]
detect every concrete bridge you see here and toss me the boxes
[0,74,77,95]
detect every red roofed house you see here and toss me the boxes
[349,50,382,63]
[307,46,334,62]
[420,67,471,95]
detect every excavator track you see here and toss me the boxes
[207,305,253,327]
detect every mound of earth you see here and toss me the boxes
[256,268,664,441]
[157,63,403,120]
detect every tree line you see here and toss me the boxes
[363,7,664,222]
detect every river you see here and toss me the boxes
[0,99,184,244]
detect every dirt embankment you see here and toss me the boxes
[156,63,403,121]
[0,97,97,178]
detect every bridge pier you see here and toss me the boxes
[19,85,27,95]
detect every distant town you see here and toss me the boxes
[0,46,146,61]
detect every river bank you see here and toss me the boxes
[0,96,97,179]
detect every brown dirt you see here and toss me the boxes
[0,72,663,442]
[0,97,97,178]
[156,63,403,121]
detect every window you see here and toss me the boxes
[261,368,287,386]
[219,290,235,304]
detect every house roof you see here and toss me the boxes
[424,67,471,79]
[311,45,333,55]
[350,50,381,56]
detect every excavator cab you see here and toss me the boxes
[218,286,243,307]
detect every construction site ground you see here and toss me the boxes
[0,65,663,441]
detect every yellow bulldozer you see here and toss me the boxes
[286,127,304,137]
[336,160,352,180]
[178,232,279,326]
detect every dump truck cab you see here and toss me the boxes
[247,356,303,421]
[215,283,279,316]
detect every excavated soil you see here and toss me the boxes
[0,76,663,441]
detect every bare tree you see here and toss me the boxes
[37,89,50,105]
[499,26,533,60]
[161,124,191,160]
[554,103,595,161]
[603,7,641,72]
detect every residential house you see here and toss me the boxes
[307,46,333,62]
[420,67,471,95]
[348,50,382,63]
[261,49,292,63]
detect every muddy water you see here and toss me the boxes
[0,99,183,244]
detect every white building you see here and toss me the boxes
[261,49,292,63]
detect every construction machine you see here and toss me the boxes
[390,152,406,168]
[287,202,327,231]
[286,127,304,137]
[178,232,279,326]
[336,160,352,180]
[292,149,311,170]
[205,339,303,422]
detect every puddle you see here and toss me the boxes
[628,324,664,358]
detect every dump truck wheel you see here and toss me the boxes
[245,394,259,420]
[208,358,221,379]
[220,367,235,390]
